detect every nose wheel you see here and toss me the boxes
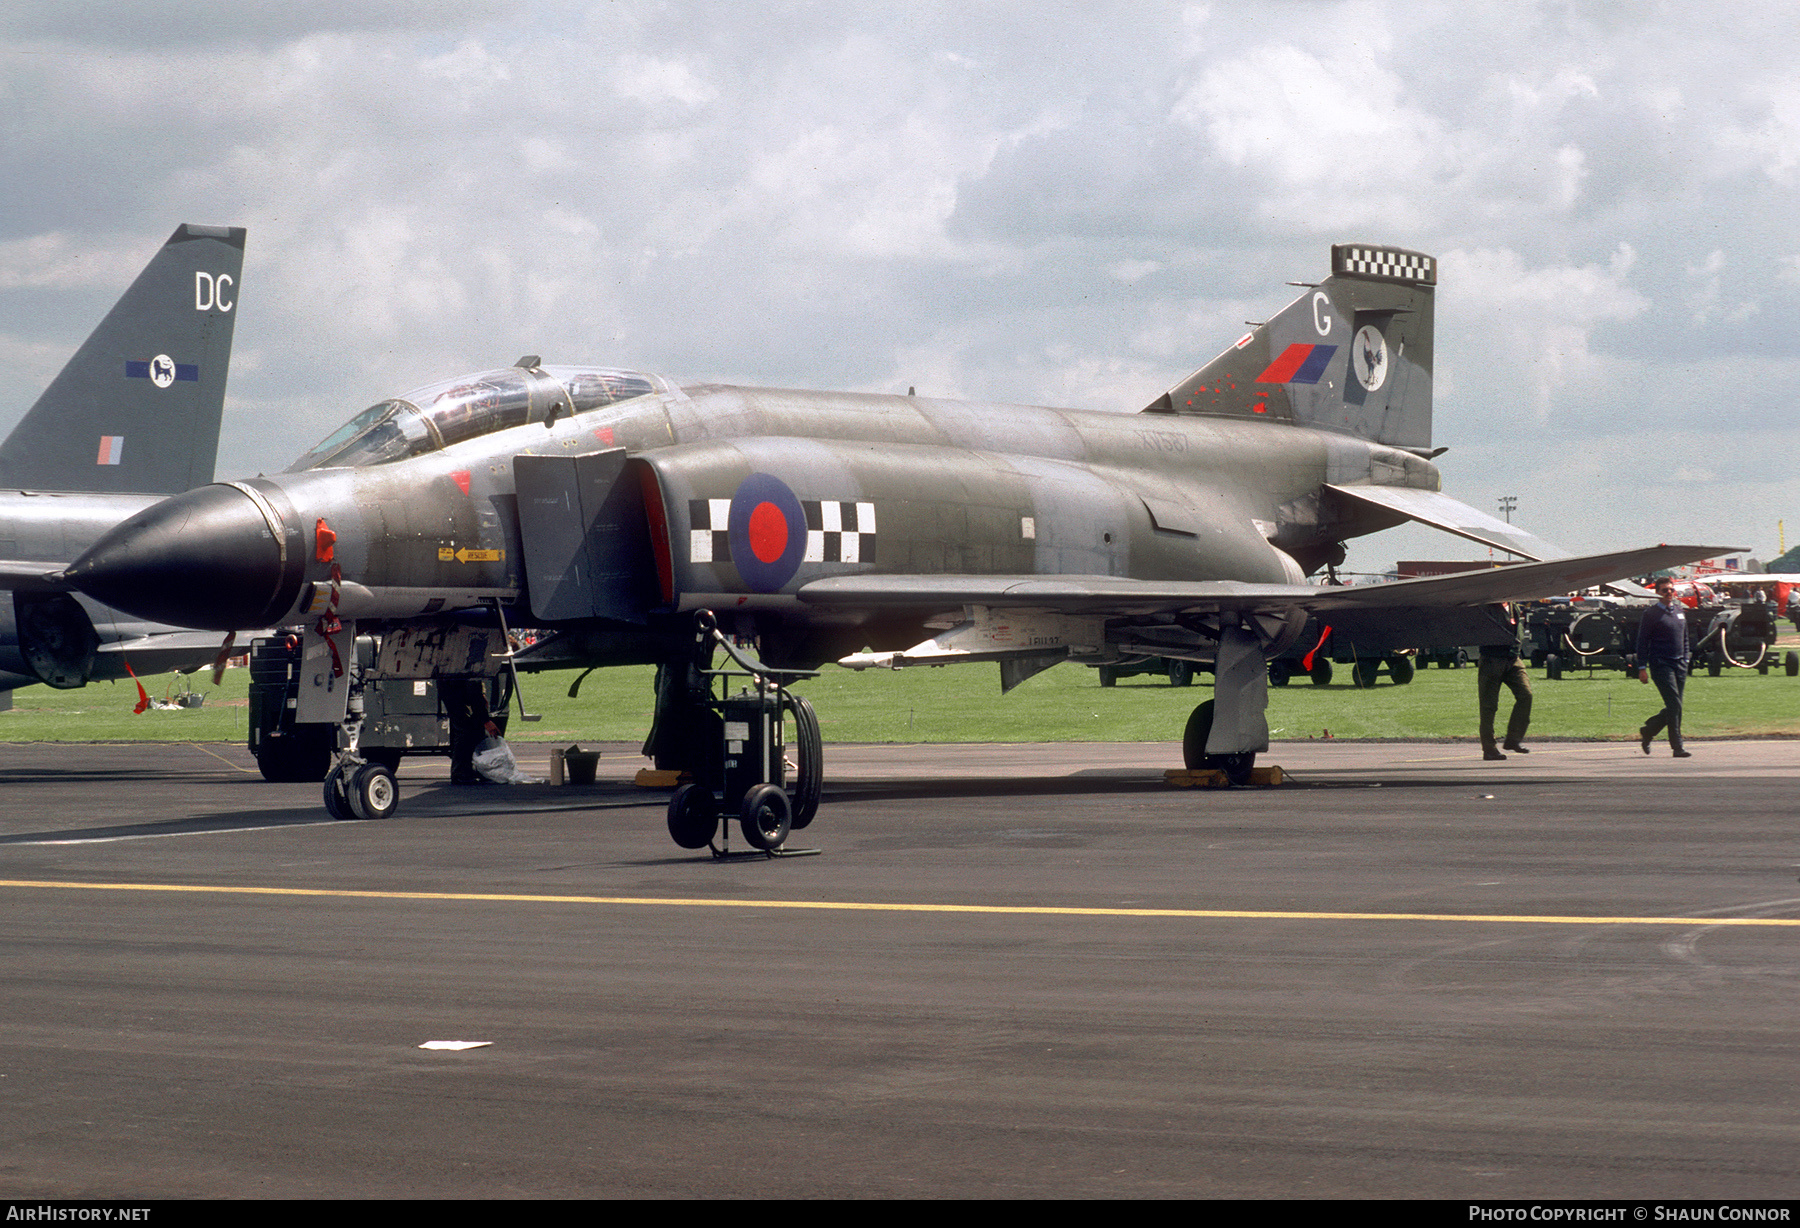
[324,759,399,821]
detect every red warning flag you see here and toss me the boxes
[210,631,236,687]
[1302,624,1333,672]
[123,660,150,715]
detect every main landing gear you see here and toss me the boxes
[1176,624,1271,787]
[1181,699,1256,787]
[661,610,824,858]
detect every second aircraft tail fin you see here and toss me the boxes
[0,223,245,494]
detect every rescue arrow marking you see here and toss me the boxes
[2,879,1796,928]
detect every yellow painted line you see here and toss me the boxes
[184,742,259,774]
[1,879,1796,927]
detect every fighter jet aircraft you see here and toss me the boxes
[0,224,245,703]
[53,242,1732,827]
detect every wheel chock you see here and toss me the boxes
[1165,768,1227,788]
[1164,765,1284,788]
[634,768,688,788]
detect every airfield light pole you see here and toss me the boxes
[1498,495,1517,524]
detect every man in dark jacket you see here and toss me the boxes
[1636,577,1692,758]
[1477,607,1531,761]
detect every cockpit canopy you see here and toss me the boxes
[287,365,662,471]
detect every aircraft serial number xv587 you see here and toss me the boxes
[48,243,1733,843]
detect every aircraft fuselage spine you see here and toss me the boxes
[170,378,1438,639]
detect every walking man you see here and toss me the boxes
[1477,607,1532,761]
[1637,576,1692,758]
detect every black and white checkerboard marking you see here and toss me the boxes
[688,498,731,563]
[688,496,877,566]
[1333,246,1436,285]
[803,499,876,564]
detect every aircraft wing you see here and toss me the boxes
[798,544,1743,617]
[799,573,1314,615]
[1327,484,1568,561]
[92,629,242,680]
[97,630,237,656]
[0,560,73,591]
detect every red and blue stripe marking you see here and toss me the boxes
[1255,344,1336,384]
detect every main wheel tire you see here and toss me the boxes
[1182,700,1215,770]
[1167,660,1194,687]
[1388,655,1415,685]
[1309,658,1333,686]
[322,764,356,821]
[1787,651,1799,678]
[351,763,399,820]
[1351,659,1380,688]
[1180,700,1256,785]
[738,784,792,851]
[786,695,823,830]
[666,783,718,850]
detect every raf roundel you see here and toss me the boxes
[728,472,808,592]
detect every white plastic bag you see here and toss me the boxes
[471,735,540,784]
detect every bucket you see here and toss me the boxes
[563,746,600,786]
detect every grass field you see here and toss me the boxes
[4,642,1797,745]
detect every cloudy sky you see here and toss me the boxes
[2,0,1796,571]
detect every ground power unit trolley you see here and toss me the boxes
[664,610,823,858]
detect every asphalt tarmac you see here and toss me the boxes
[2,737,1797,1199]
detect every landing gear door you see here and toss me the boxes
[514,449,658,623]
[295,617,355,725]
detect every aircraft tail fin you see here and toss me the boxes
[0,223,245,494]
[1143,243,1435,452]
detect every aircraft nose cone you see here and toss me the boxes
[65,483,302,631]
